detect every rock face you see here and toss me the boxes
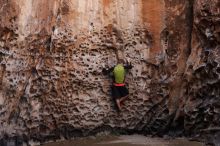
[0,0,219,145]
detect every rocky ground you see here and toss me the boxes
[41,135,205,146]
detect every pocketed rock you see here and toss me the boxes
[0,0,219,145]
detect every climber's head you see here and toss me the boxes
[117,58,124,64]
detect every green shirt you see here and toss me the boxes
[113,64,125,83]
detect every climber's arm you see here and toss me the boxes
[102,67,114,75]
[124,62,133,70]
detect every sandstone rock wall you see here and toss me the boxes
[0,0,219,145]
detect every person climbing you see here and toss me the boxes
[102,59,133,111]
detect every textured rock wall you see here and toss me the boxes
[184,0,220,144]
[0,0,220,145]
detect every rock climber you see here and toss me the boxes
[102,59,133,111]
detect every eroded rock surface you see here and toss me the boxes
[0,0,219,145]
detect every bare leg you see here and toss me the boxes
[116,99,122,111]
[115,95,129,111]
[120,95,129,103]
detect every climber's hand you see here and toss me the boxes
[127,62,133,69]
[125,59,133,69]
[102,68,108,75]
